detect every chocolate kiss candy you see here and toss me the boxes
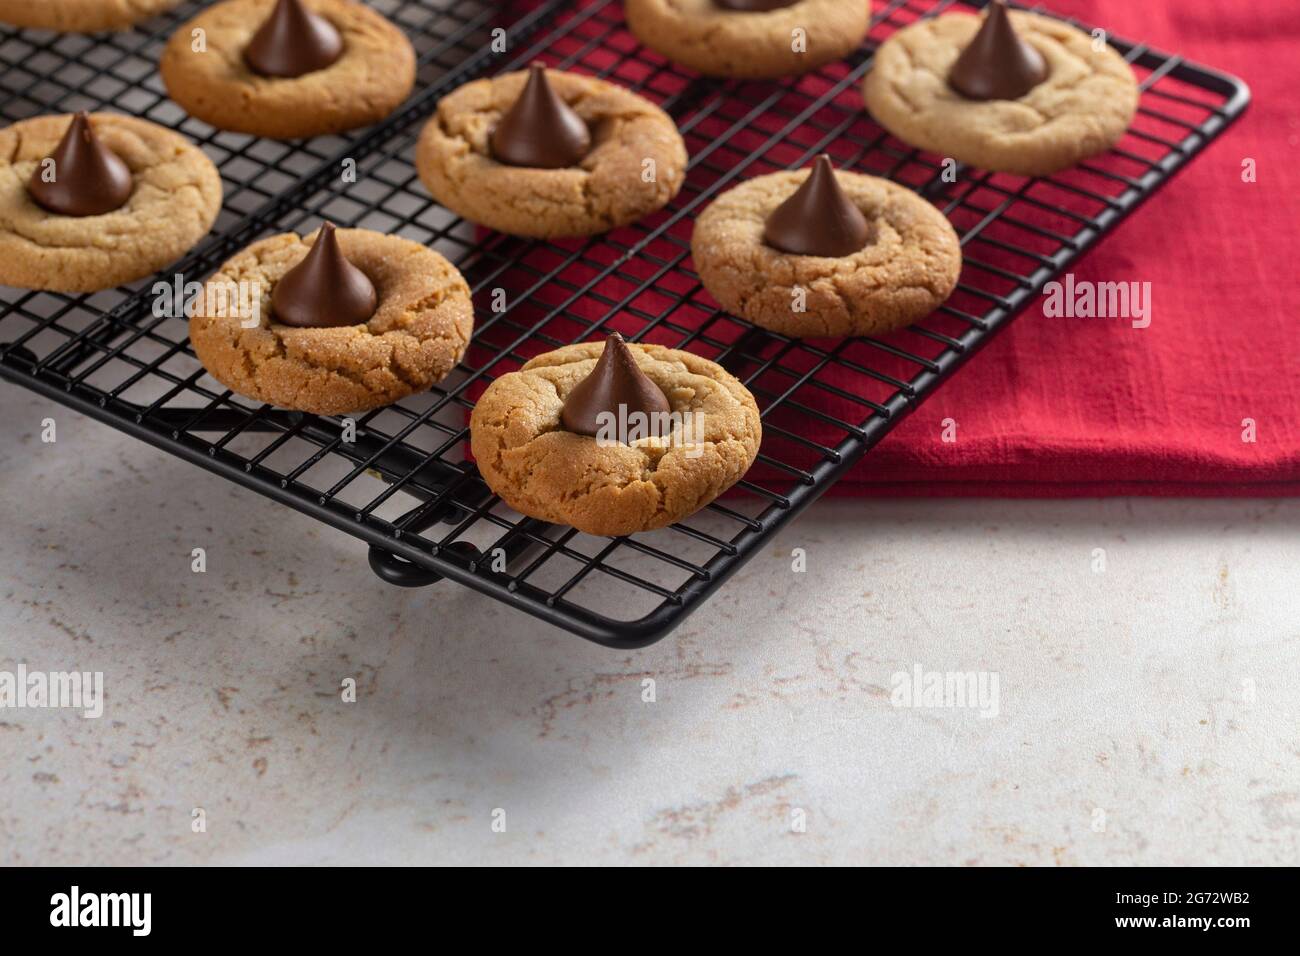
[948,0,1048,101]
[561,333,671,438]
[714,0,799,11]
[272,223,378,329]
[245,0,344,79]
[490,63,592,169]
[28,112,133,217]
[763,155,871,258]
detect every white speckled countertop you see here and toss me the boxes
[2,384,1297,866]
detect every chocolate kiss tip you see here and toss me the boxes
[28,111,133,218]
[245,0,343,79]
[948,0,1048,101]
[490,63,591,169]
[714,0,800,11]
[763,155,871,259]
[271,223,378,329]
[561,333,671,438]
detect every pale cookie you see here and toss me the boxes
[691,168,961,337]
[625,0,871,79]
[863,10,1138,176]
[0,0,180,31]
[416,68,687,238]
[470,341,762,537]
[189,228,474,415]
[0,113,222,293]
[160,0,416,139]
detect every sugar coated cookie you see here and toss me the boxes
[471,339,761,536]
[625,0,871,79]
[691,158,961,337]
[0,112,221,293]
[416,66,687,238]
[189,227,474,415]
[160,0,416,139]
[862,6,1138,176]
[0,0,181,32]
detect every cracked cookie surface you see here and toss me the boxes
[691,168,961,337]
[161,0,415,139]
[470,341,761,537]
[0,0,180,31]
[415,68,687,238]
[625,0,871,79]
[863,10,1138,176]
[190,228,474,415]
[0,113,222,292]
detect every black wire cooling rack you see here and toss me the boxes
[0,0,1249,647]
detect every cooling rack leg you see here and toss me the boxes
[366,541,482,589]
[367,545,448,587]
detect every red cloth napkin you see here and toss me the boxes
[838,0,1299,496]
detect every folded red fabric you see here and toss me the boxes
[840,0,1298,496]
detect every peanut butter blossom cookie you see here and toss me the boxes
[625,0,871,79]
[691,155,961,337]
[0,0,181,31]
[189,224,474,415]
[470,334,762,537]
[862,1,1139,176]
[160,0,416,139]
[0,112,222,293]
[416,64,687,238]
